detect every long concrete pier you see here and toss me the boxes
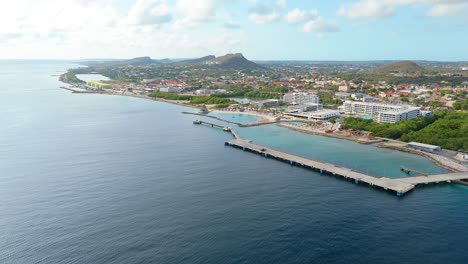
[225,138,468,196]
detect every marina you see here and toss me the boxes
[224,138,468,196]
[192,120,468,197]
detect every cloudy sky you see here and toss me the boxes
[1,0,467,60]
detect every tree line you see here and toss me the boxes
[341,111,468,151]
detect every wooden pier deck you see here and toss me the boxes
[225,139,468,196]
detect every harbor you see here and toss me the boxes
[225,138,468,196]
[194,120,468,197]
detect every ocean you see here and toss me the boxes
[0,61,466,264]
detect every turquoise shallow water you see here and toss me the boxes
[234,124,448,178]
[0,61,467,264]
[208,112,261,124]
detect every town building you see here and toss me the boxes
[338,85,350,92]
[283,92,319,105]
[159,87,181,93]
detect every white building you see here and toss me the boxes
[286,103,323,113]
[286,109,339,120]
[344,101,421,123]
[308,109,340,120]
[283,92,319,105]
[159,87,181,93]
[377,108,420,123]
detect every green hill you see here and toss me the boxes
[177,53,262,70]
[212,53,261,69]
[84,56,161,67]
[373,61,423,74]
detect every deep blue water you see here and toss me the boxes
[0,61,467,264]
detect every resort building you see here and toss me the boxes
[286,109,339,120]
[377,107,420,123]
[283,92,319,105]
[307,109,340,120]
[344,101,421,123]
[286,103,323,113]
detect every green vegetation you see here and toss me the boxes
[211,84,285,100]
[60,72,84,83]
[453,99,468,111]
[318,92,343,106]
[148,92,235,108]
[373,61,422,74]
[342,111,468,151]
[401,112,468,151]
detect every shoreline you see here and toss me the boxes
[60,82,467,174]
[278,123,467,173]
[375,143,467,173]
[211,109,278,123]
[278,123,384,144]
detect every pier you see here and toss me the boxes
[225,139,468,196]
[192,120,468,196]
[193,120,240,139]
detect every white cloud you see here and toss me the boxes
[338,0,468,19]
[249,12,280,24]
[277,0,286,8]
[248,3,280,24]
[337,0,395,19]
[224,21,241,29]
[285,8,318,23]
[301,18,339,33]
[176,0,217,22]
[426,3,467,17]
[127,0,172,25]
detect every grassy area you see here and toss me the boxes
[60,72,84,83]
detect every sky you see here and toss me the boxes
[0,0,467,61]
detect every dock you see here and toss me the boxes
[193,120,240,139]
[60,86,101,94]
[225,138,468,196]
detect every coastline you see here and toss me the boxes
[375,142,468,173]
[102,90,200,110]
[60,81,467,174]
[278,123,383,144]
[211,109,278,123]
[278,123,467,173]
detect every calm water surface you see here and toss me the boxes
[0,61,467,264]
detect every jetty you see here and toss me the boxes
[60,86,100,94]
[224,139,468,196]
[184,111,281,127]
[193,120,240,139]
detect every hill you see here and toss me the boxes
[177,53,262,70]
[178,55,216,64]
[212,53,261,69]
[373,61,423,74]
[84,56,162,67]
